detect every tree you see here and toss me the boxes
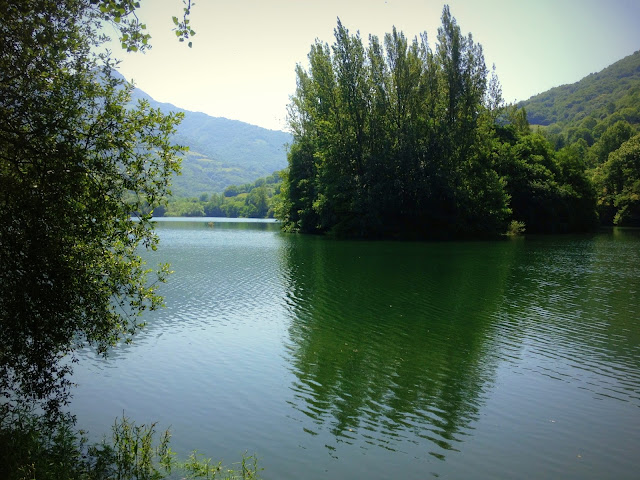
[556,140,599,231]
[280,7,510,238]
[594,134,640,225]
[244,186,269,218]
[493,123,598,233]
[587,120,635,167]
[0,0,184,416]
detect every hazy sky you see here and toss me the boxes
[108,0,640,131]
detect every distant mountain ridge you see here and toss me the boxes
[122,72,291,197]
[519,50,640,128]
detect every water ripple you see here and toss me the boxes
[70,225,640,480]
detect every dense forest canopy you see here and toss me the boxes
[276,6,604,238]
[519,51,640,227]
[155,171,283,218]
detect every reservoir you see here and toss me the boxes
[70,219,640,479]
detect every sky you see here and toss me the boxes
[107,0,640,132]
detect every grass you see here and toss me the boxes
[0,407,261,480]
[506,220,526,236]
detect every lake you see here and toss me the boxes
[70,219,640,479]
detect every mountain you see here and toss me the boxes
[519,50,640,130]
[123,73,291,197]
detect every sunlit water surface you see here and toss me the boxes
[70,219,640,479]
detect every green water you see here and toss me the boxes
[71,220,640,479]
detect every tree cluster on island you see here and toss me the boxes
[274,8,640,237]
[169,44,640,232]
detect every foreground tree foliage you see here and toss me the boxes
[0,0,184,417]
[0,3,262,478]
[278,7,598,237]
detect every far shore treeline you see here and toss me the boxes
[158,7,640,237]
[154,171,283,218]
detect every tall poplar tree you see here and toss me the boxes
[280,6,510,238]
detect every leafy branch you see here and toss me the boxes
[172,0,196,48]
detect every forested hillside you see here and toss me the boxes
[172,113,289,195]
[126,78,291,196]
[519,51,640,227]
[521,50,640,130]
